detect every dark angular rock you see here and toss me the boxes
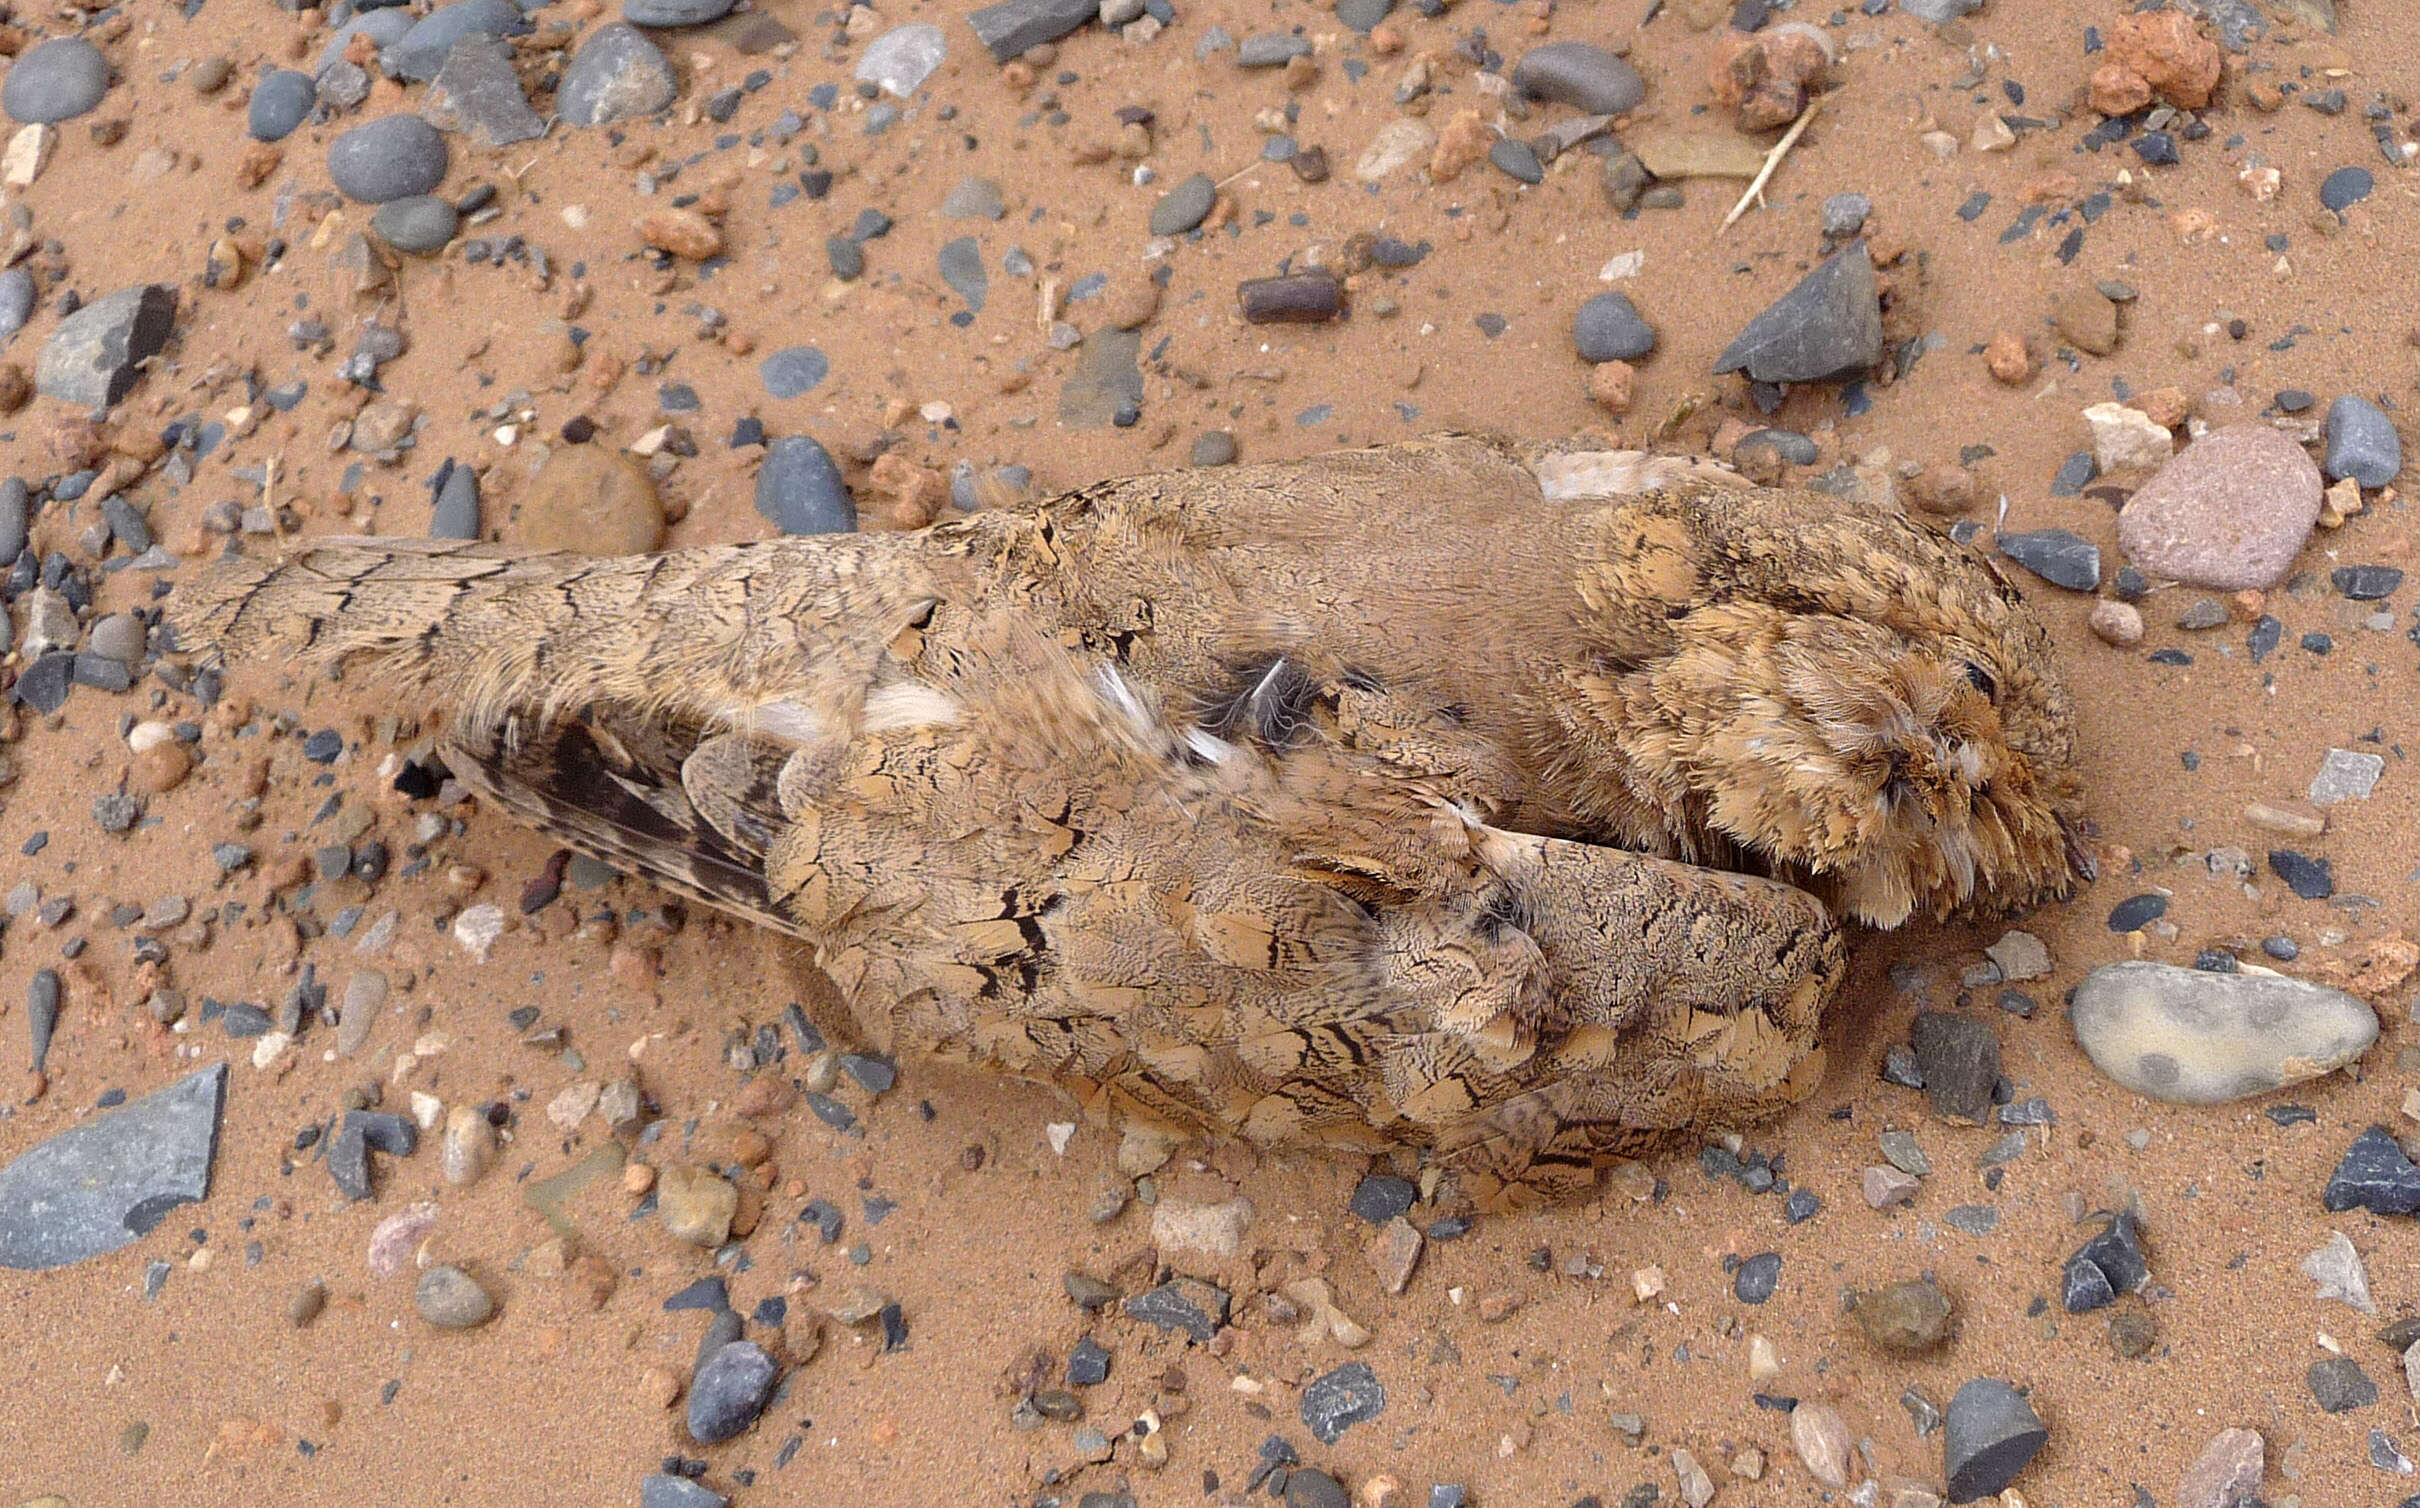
[1301,1360,1386,1444]
[327,1109,416,1202]
[1348,1174,1416,1224]
[966,0,1096,64]
[2060,1211,2148,1313]
[1123,1278,1229,1342]
[1942,1378,2048,1502]
[35,285,178,409]
[640,1475,728,1508]
[1067,1334,1111,1387]
[2308,1355,2378,1413]
[755,436,855,535]
[1573,291,1656,363]
[1996,529,2101,591]
[423,33,546,147]
[2322,1127,2420,1216]
[0,1063,226,1270]
[1713,243,1883,384]
[383,0,531,82]
[687,1339,779,1443]
[2324,395,2401,488]
[2266,850,2333,900]
[558,23,676,126]
[1909,1011,2000,1122]
[2331,564,2403,600]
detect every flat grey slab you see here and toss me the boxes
[0,1062,227,1270]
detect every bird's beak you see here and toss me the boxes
[2058,812,2098,885]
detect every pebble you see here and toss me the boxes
[1996,528,2101,591]
[1855,1278,1952,1353]
[1899,0,1981,17]
[414,1264,495,1328]
[1300,1361,1386,1444]
[2176,1428,2263,1508]
[941,176,1006,220]
[1790,1403,1853,1488]
[247,70,316,142]
[656,1165,739,1247]
[760,346,829,399]
[2308,1356,2377,1413]
[625,0,738,26]
[1191,431,1238,467]
[289,1278,328,1328]
[1123,1278,1229,1342]
[936,237,986,310]
[2323,395,2400,487]
[2318,165,2373,212]
[2060,1211,2148,1312]
[2310,747,2384,806]
[1862,1164,1919,1207]
[88,614,144,665]
[2322,1127,2420,1216]
[967,0,1095,64]
[687,1340,778,1443]
[384,0,530,82]
[1239,272,1343,324]
[1820,192,1871,238]
[2068,961,2376,1106]
[1487,139,1542,185]
[425,34,545,147]
[1348,1174,1416,1224]
[430,461,481,539]
[2083,401,2173,473]
[0,270,32,346]
[338,970,388,1055]
[1285,1471,1348,1508]
[2267,849,2332,899]
[1909,1011,1999,1122]
[440,1105,496,1186]
[1355,119,1435,182]
[3,39,110,125]
[1237,34,1312,67]
[2300,1230,2375,1313]
[1150,173,1217,236]
[328,115,449,204]
[2117,425,2321,590]
[511,444,664,553]
[1149,1196,1254,1260]
[756,436,856,535]
[1713,242,1882,384]
[558,24,677,127]
[1573,291,1656,363]
[856,24,947,98]
[1942,1379,2048,1501]
[373,196,459,254]
[1733,1251,1781,1304]
[1509,42,1645,115]
[1337,0,1392,29]
[36,283,178,410]
[642,1476,727,1508]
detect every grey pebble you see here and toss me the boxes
[35,284,178,409]
[0,267,33,342]
[1733,1251,1782,1304]
[88,613,145,666]
[1191,431,1238,467]
[1996,528,2100,591]
[2059,1211,2148,1313]
[826,235,864,280]
[27,970,59,1074]
[317,10,414,76]
[326,1109,415,1202]
[2308,1355,2377,1413]
[1336,0,1392,31]
[1124,1278,1229,1341]
[315,60,370,111]
[430,462,480,539]
[1286,1470,1350,1508]
[937,236,986,311]
[1150,173,1217,237]
[1573,291,1656,363]
[760,346,829,399]
[625,0,737,26]
[424,33,546,148]
[3,38,110,125]
[247,69,317,142]
[1821,192,1871,238]
[414,1264,495,1328]
[373,196,459,253]
[557,23,676,127]
[1300,1361,1386,1445]
[1488,138,1542,185]
[1909,1010,1999,1121]
[1899,0,1982,18]
[1237,33,1313,67]
[384,0,531,83]
[755,436,855,535]
[855,24,947,98]
[1737,427,1817,466]
[641,1477,729,1508]
[328,115,449,204]
[2319,165,2373,213]
[942,176,1006,220]
[0,476,26,563]
[1942,1379,2048,1501]
[1509,42,1644,115]
[0,1064,226,1271]
[1058,329,1142,429]
[1714,242,1882,384]
[687,1340,779,1442]
[966,0,1095,63]
[2323,395,2400,487]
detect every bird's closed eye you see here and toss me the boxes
[1962,662,1998,701]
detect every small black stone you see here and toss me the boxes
[688,1341,779,1444]
[663,1276,730,1312]
[2331,565,2404,600]
[2319,165,2374,212]
[1733,1251,1782,1304]
[2060,1212,2148,1313]
[1783,1187,1821,1223]
[2266,850,2333,900]
[1347,1174,1416,1225]
[2308,1355,2378,1413]
[2106,893,2168,932]
[1942,1379,2049,1501]
[1300,1361,1387,1444]
[2322,1127,2420,1216]
[1123,1279,1229,1342]
[1067,1335,1111,1387]
[1909,1011,2000,1122]
[1996,529,2100,591]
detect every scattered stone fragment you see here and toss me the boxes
[384,0,530,82]
[941,176,1006,220]
[1192,431,1238,467]
[1149,1196,1254,1261]
[756,435,855,535]
[658,1165,739,1246]
[1150,173,1217,236]
[1348,1174,1416,1224]
[1239,272,1342,324]
[1286,1471,1348,1508]
[2319,165,2373,213]
[2117,426,2322,591]
[2266,850,2332,900]
[373,196,459,255]
[440,1105,497,1187]
[1899,0,1980,17]
[328,115,449,204]
[1790,1403,1853,1488]
[688,1340,779,1443]
[760,346,829,400]
[857,24,947,97]
[1713,243,1882,384]
[415,1264,496,1328]
[967,0,1096,64]
[1984,931,2050,982]
[640,208,722,260]
[2310,748,2384,806]
[2301,1230,2375,1313]
[1943,1379,2048,1502]
[558,24,678,127]
[1733,1251,1781,1304]
[423,34,547,148]
[1909,1012,1999,1122]
[35,285,177,409]
[2084,402,2172,473]
[1863,1165,1920,1208]
[512,443,665,554]
[2176,1428,2263,1508]
[1573,291,1656,363]
[328,1110,416,1202]
[642,1476,727,1508]
[1855,1277,1953,1353]
[1355,119,1435,182]
[2323,1128,2420,1216]
[3,39,110,125]
[248,70,316,142]
[2068,962,2376,1106]
[936,236,986,310]
[1301,1361,1386,1444]
[625,0,737,25]
[1058,328,1143,428]
[430,461,481,539]
[2105,10,2222,109]
[2061,1211,2149,1313]
[1124,1278,1229,1342]
[1510,42,1644,115]
[2309,1356,2377,1413]
[0,1063,226,1270]
[2324,396,2401,487]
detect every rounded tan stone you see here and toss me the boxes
[2116,425,2321,590]
[510,444,666,555]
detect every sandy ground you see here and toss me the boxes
[0,0,2415,1504]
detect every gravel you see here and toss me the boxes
[2324,395,2401,486]
[3,39,111,124]
[756,435,856,534]
[247,69,317,141]
[1942,1379,2049,1501]
[1509,42,1645,115]
[687,1340,779,1442]
[557,24,677,126]
[327,115,450,203]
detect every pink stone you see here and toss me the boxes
[368,1201,440,1278]
[2175,1426,2263,1508]
[2117,425,2320,589]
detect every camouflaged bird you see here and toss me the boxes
[172,433,2086,1205]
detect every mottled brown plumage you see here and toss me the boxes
[171,434,2083,1204]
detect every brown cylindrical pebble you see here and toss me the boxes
[1238,272,1343,324]
[289,1279,328,1328]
